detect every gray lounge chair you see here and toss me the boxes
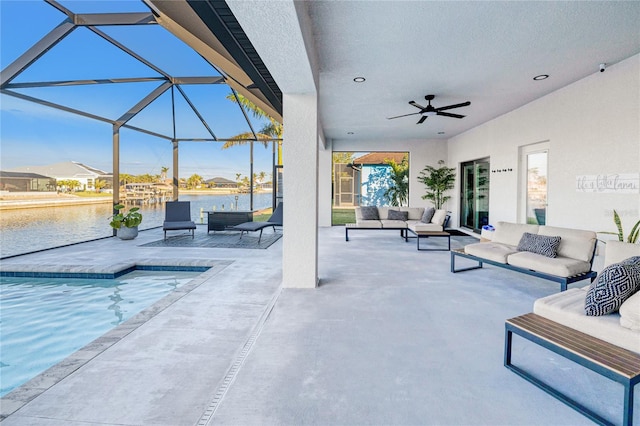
[163,201,196,239]
[232,203,283,242]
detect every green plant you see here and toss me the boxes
[109,204,142,229]
[383,155,409,206]
[600,210,640,243]
[417,160,456,209]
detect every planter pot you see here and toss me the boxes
[117,226,139,240]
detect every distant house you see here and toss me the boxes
[0,171,57,192]
[8,161,112,191]
[334,152,408,207]
[205,177,238,189]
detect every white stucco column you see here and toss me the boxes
[282,93,318,288]
[318,137,333,227]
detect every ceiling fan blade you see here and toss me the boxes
[436,101,471,111]
[417,115,428,124]
[437,111,465,119]
[409,101,426,110]
[387,112,422,120]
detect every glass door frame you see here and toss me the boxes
[460,157,490,233]
[519,141,549,225]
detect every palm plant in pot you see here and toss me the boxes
[109,204,143,240]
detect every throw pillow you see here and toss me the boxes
[359,206,379,220]
[387,210,408,221]
[421,207,435,223]
[516,232,561,258]
[431,209,447,226]
[584,256,640,316]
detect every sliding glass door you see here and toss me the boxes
[461,158,490,232]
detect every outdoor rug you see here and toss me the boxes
[140,231,282,249]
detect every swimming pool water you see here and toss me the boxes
[0,270,200,397]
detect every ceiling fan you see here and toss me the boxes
[388,94,471,124]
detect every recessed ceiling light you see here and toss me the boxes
[353,77,366,83]
[347,132,354,135]
[438,132,445,135]
[533,74,549,81]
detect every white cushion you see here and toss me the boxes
[605,241,640,268]
[492,222,539,246]
[353,220,382,228]
[431,209,447,226]
[507,251,592,277]
[377,207,390,220]
[533,288,640,354]
[464,242,517,264]
[539,226,597,263]
[381,220,407,228]
[400,207,425,221]
[620,291,640,331]
[409,222,443,232]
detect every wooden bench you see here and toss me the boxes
[505,313,640,426]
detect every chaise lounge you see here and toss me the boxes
[232,202,283,242]
[163,201,196,240]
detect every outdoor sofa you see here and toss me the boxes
[505,240,640,425]
[345,206,449,241]
[451,221,598,291]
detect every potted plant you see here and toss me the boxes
[599,209,640,244]
[109,204,143,240]
[417,160,456,209]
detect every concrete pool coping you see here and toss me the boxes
[0,260,233,417]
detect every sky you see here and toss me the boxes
[0,0,275,181]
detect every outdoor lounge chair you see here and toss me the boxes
[232,202,283,242]
[163,201,196,240]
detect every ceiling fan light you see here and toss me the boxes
[424,111,437,116]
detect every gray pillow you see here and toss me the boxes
[517,232,561,258]
[585,256,640,316]
[360,206,379,220]
[421,207,435,223]
[387,210,408,221]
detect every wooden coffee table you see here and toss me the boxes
[411,230,450,251]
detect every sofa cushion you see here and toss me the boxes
[431,209,447,226]
[584,256,640,316]
[421,207,435,223]
[381,220,408,228]
[507,251,592,277]
[539,226,597,263]
[408,222,443,232]
[464,242,518,264]
[402,207,425,221]
[492,222,539,246]
[352,220,382,228]
[604,241,640,268]
[517,232,561,258]
[533,287,640,354]
[620,290,640,331]
[387,209,408,221]
[359,206,379,220]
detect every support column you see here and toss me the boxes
[172,140,179,201]
[282,93,318,288]
[112,125,120,236]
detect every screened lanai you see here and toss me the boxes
[0,0,283,219]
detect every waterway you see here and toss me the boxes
[0,193,273,258]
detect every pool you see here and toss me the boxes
[0,269,204,397]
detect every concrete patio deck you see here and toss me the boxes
[0,226,624,425]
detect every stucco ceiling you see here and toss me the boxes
[306,1,640,140]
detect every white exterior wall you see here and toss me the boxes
[448,54,640,233]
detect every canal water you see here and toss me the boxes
[0,193,273,258]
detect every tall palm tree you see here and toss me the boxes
[224,92,283,164]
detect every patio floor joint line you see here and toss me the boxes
[196,286,282,426]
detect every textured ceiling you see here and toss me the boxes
[307,1,640,140]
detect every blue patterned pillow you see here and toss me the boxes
[585,256,640,316]
[360,206,379,220]
[517,232,561,258]
[387,210,408,221]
